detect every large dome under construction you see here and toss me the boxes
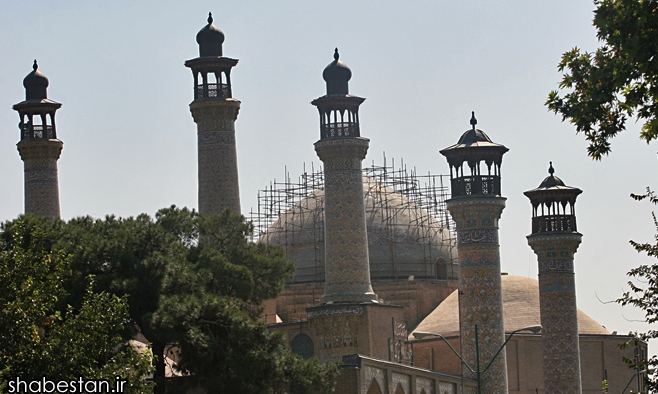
[250,161,457,284]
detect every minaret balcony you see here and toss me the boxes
[195,83,230,100]
[22,124,54,140]
[531,214,577,234]
[321,122,360,139]
[450,175,501,198]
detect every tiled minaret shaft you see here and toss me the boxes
[13,61,63,219]
[315,138,375,303]
[190,100,240,214]
[441,113,509,393]
[526,163,583,394]
[312,49,376,304]
[186,13,241,215]
[448,198,507,391]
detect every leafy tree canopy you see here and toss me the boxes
[0,218,153,393]
[547,1,658,389]
[0,208,337,394]
[617,188,658,391]
[546,0,658,159]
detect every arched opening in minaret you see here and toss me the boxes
[394,383,406,394]
[319,108,360,138]
[19,112,55,140]
[448,159,502,197]
[205,71,229,98]
[531,199,577,233]
[193,69,231,99]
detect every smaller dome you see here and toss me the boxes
[196,12,225,57]
[322,48,352,95]
[456,111,494,145]
[23,60,49,100]
[537,162,566,188]
[410,275,610,339]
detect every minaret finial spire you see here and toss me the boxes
[470,111,477,130]
[33,59,38,71]
[207,12,213,24]
[548,161,554,175]
[334,47,339,61]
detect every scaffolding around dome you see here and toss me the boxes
[248,154,457,284]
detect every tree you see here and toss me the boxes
[151,209,337,393]
[617,188,658,391]
[546,0,658,159]
[53,211,189,394]
[1,208,338,394]
[547,1,658,390]
[0,217,153,393]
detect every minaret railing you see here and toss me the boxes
[532,214,576,233]
[450,175,500,197]
[320,122,360,139]
[21,124,55,140]
[195,82,230,100]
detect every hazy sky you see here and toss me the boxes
[2,1,656,359]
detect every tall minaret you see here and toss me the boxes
[312,48,376,304]
[185,12,241,215]
[13,60,63,219]
[440,112,509,393]
[525,163,583,394]
[306,50,406,363]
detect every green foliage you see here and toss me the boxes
[0,207,335,394]
[0,218,153,393]
[546,0,658,159]
[150,208,333,394]
[616,188,658,391]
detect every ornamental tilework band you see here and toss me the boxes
[25,169,58,183]
[307,306,363,319]
[190,100,240,127]
[191,100,241,215]
[538,259,574,273]
[18,140,62,219]
[324,169,362,185]
[447,198,505,231]
[316,138,376,303]
[539,268,581,394]
[457,228,499,246]
[539,272,576,292]
[528,236,580,259]
[449,196,508,394]
[198,131,235,145]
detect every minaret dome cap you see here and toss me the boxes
[537,161,566,188]
[196,12,225,57]
[322,48,352,95]
[23,60,49,100]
